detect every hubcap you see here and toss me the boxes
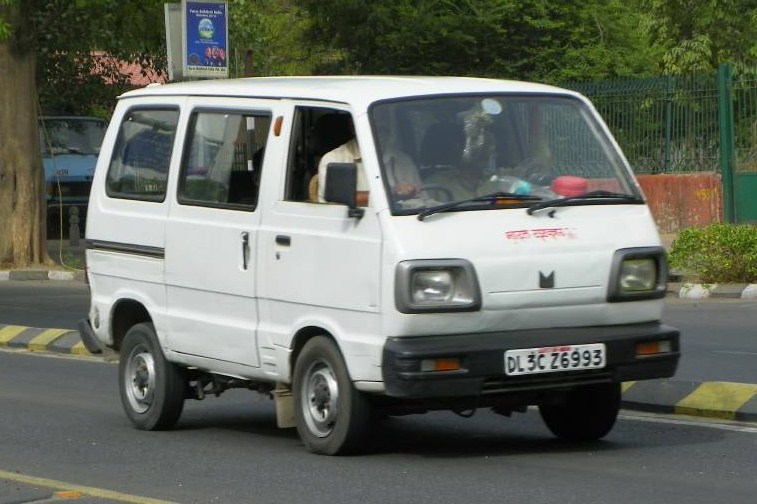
[124,345,156,414]
[302,360,339,437]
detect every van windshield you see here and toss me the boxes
[370,95,641,215]
[40,117,106,156]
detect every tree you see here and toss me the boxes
[36,0,167,116]
[0,0,47,268]
[228,0,339,77]
[299,0,658,82]
[639,0,757,74]
[0,0,166,268]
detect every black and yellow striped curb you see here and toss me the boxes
[622,380,757,422]
[0,324,94,356]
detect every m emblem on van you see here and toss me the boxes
[539,271,555,288]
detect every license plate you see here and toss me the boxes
[504,343,606,376]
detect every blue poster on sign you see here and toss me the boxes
[183,1,228,78]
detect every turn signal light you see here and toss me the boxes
[421,358,461,372]
[635,340,672,357]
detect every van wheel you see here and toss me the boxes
[119,322,185,430]
[539,383,621,441]
[293,336,371,455]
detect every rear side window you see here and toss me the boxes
[178,110,270,210]
[105,108,179,201]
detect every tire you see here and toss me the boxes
[119,322,186,431]
[293,336,371,455]
[539,383,621,441]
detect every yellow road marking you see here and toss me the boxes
[676,382,757,420]
[621,381,637,393]
[0,325,27,345]
[70,341,92,356]
[55,490,83,499]
[28,328,71,351]
[0,469,182,504]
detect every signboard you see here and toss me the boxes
[182,1,228,79]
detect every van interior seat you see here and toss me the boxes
[228,170,257,205]
[418,121,465,180]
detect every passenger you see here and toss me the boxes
[316,125,370,205]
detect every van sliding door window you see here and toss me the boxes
[105,108,179,201]
[178,110,271,210]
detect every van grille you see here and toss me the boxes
[481,371,613,395]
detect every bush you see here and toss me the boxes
[668,224,757,283]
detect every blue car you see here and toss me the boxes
[41,116,107,233]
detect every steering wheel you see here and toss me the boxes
[420,185,455,202]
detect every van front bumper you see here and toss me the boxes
[382,322,679,399]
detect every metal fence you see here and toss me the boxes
[564,65,757,175]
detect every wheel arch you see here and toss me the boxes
[110,298,153,352]
[289,325,336,380]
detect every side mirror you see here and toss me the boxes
[324,162,364,218]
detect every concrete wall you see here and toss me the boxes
[637,173,723,234]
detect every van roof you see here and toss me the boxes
[119,76,577,107]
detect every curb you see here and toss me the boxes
[666,282,757,300]
[0,324,95,357]
[3,324,756,424]
[0,269,86,282]
[622,379,757,423]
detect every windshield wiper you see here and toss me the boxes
[526,190,643,215]
[418,191,540,221]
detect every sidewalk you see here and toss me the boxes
[0,239,86,281]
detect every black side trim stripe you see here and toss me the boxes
[86,239,165,259]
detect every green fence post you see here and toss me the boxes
[718,63,736,223]
[664,75,673,173]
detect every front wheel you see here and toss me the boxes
[293,336,371,455]
[119,322,186,430]
[539,383,621,441]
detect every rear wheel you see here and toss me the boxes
[293,336,371,455]
[539,383,621,441]
[119,322,185,430]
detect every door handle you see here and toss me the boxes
[241,232,250,270]
[275,235,291,247]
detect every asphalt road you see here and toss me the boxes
[662,297,757,384]
[0,280,88,330]
[1,282,757,502]
[1,350,756,504]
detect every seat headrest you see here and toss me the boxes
[310,113,354,157]
[419,122,464,167]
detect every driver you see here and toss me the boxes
[372,108,423,199]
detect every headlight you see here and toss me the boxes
[607,248,667,302]
[619,258,657,291]
[396,259,481,313]
[412,270,454,303]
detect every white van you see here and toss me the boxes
[80,76,680,455]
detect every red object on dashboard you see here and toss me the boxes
[551,176,588,197]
